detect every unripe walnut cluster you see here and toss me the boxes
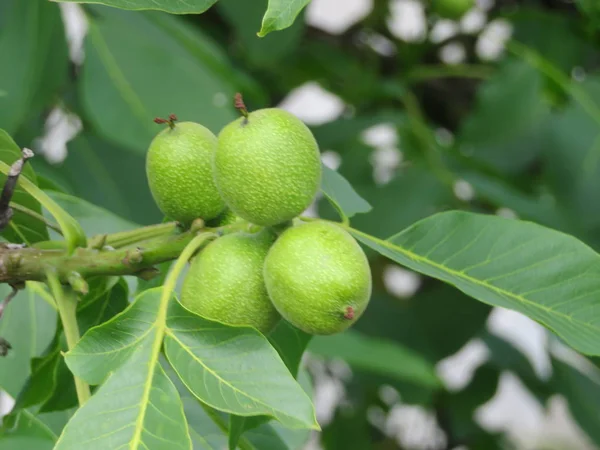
[145,100,371,335]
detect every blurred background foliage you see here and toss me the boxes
[2,0,600,449]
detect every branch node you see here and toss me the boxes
[122,247,144,266]
[134,266,160,281]
[89,234,108,250]
[67,272,89,295]
[190,218,205,234]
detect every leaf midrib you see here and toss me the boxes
[164,329,318,430]
[349,226,600,336]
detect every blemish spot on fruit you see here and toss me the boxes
[343,306,355,320]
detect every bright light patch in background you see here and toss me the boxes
[307,0,373,34]
[278,82,345,125]
[387,0,427,43]
[476,19,513,61]
[440,42,467,64]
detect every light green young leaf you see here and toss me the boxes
[53,0,217,14]
[164,300,319,430]
[0,130,49,243]
[259,0,311,36]
[59,289,192,450]
[0,158,87,251]
[0,0,67,134]
[310,330,441,388]
[0,409,57,450]
[348,211,600,356]
[56,342,191,450]
[321,165,371,221]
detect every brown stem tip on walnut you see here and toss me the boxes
[154,114,178,130]
[234,93,249,122]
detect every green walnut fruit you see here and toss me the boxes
[264,221,371,335]
[146,121,225,224]
[181,229,280,333]
[433,0,474,20]
[214,108,322,226]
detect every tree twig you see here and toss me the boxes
[0,148,34,232]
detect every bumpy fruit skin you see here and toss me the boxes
[264,221,371,335]
[146,122,225,224]
[433,0,474,20]
[214,108,322,226]
[181,229,280,333]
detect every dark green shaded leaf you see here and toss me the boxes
[0,409,57,450]
[81,9,237,153]
[482,331,550,403]
[55,133,161,225]
[47,191,137,237]
[349,166,452,239]
[457,60,548,174]
[321,165,372,220]
[552,356,600,446]
[0,1,67,133]
[310,330,441,388]
[541,76,600,234]
[0,130,48,243]
[218,0,303,68]
[0,284,57,397]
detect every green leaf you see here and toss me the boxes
[55,0,216,14]
[13,278,130,413]
[321,165,371,220]
[47,191,138,237]
[81,8,237,153]
[309,330,441,388]
[347,166,452,239]
[164,300,319,430]
[0,409,57,450]
[0,130,48,243]
[53,133,161,225]
[267,321,312,376]
[259,0,311,37]
[356,285,490,363]
[552,356,600,446]
[55,347,191,450]
[228,322,312,449]
[0,284,57,397]
[57,289,192,450]
[0,160,87,251]
[348,211,600,356]
[0,0,67,134]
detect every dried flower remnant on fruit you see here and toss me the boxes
[234,92,249,123]
[344,306,355,320]
[154,114,178,129]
